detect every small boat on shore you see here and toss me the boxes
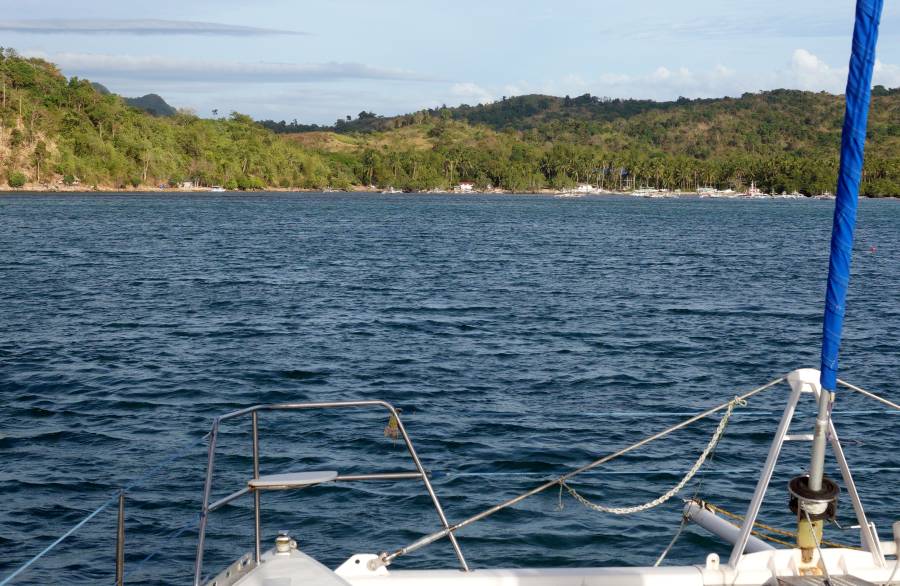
[744,182,769,198]
[632,186,660,197]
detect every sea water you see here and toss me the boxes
[1,193,898,584]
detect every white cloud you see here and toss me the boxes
[779,49,900,92]
[874,59,900,87]
[502,84,525,97]
[595,11,900,41]
[597,73,630,85]
[27,46,900,124]
[788,48,844,91]
[561,73,589,87]
[176,49,900,122]
[450,82,496,104]
[653,14,852,40]
[459,50,900,104]
[25,51,430,84]
[498,62,738,101]
[0,18,304,36]
[152,83,456,124]
[596,62,738,99]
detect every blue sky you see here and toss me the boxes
[4,0,900,123]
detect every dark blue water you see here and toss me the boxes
[1,193,898,585]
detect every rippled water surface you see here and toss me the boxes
[1,193,898,585]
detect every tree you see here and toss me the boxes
[32,140,48,183]
[7,171,27,187]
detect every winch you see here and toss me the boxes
[790,390,839,565]
[789,474,840,563]
[274,531,298,556]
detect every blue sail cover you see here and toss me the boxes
[820,0,884,391]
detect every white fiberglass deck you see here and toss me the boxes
[214,546,899,586]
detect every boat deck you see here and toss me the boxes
[208,547,899,586]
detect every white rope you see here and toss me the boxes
[559,396,746,515]
[378,377,785,568]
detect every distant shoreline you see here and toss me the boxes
[1,185,896,199]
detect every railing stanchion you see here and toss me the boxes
[252,411,262,565]
[194,421,219,586]
[115,490,125,586]
[389,406,469,572]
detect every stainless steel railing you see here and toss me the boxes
[192,400,469,586]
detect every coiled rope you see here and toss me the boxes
[558,396,746,515]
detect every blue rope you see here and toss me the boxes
[0,493,119,586]
[0,433,209,585]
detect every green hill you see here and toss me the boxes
[91,83,177,117]
[0,49,351,190]
[2,48,900,195]
[277,89,900,195]
[122,94,177,117]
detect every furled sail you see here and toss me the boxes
[820,0,884,391]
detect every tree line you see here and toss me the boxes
[1,49,899,196]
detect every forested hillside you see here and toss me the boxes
[269,90,900,195]
[3,48,900,195]
[0,50,353,190]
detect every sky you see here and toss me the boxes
[3,0,900,124]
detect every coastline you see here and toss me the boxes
[1,185,895,199]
